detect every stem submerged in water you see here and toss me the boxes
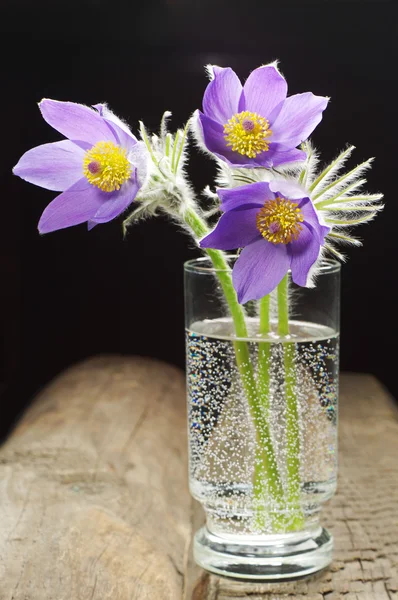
[184,207,304,531]
[277,274,305,529]
[258,294,271,420]
[183,207,285,526]
[253,295,276,529]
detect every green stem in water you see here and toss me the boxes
[183,207,285,521]
[253,295,275,528]
[277,275,289,337]
[258,294,271,410]
[277,274,305,529]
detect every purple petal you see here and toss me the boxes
[71,140,93,152]
[202,67,242,124]
[233,239,291,303]
[290,223,322,287]
[271,146,306,166]
[105,120,137,150]
[269,179,307,200]
[13,140,84,192]
[299,197,330,240]
[93,103,138,150]
[200,209,260,251]
[218,182,273,212]
[197,112,235,160]
[40,99,117,146]
[209,66,224,77]
[38,178,106,233]
[197,113,306,168]
[93,103,132,136]
[93,103,106,116]
[271,92,329,147]
[197,112,270,167]
[91,178,139,224]
[128,141,149,187]
[241,65,287,121]
[242,145,306,168]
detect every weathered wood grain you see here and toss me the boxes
[0,358,397,599]
[0,356,190,600]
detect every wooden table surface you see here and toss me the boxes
[0,356,397,600]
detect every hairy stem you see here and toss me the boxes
[183,207,285,523]
[277,274,305,529]
[253,295,275,528]
[258,295,271,419]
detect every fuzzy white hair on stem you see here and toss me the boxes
[123,115,199,236]
[308,145,355,192]
[215,162,274,189]
[298,141,320,188]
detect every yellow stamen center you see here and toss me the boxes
[223,111,272,158]
[83,141,132,192]
[256,197,304,244]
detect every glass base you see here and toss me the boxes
[194,525,333,580]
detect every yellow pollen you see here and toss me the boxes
[83,141,132,192]
[223,111,272,158]
[256,197,304,245]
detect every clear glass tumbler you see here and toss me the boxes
[185,256,340,580]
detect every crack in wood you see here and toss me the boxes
[90,575,98,600]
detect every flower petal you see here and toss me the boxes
[38,178,106,233]
[13,140,85,192]
[270,146,307,166]
[197,112,234,159]
[200,209,260,251]
[241,65,287,121]
[40,99,117,145]
[269,179,307,200]
[202,67,242,124]
[218,182,273,212]
[233,238,290,303]
[271,92,329,147]
[93,103,135,137]
[298,197,330,239]
[290,223,323,287]
[128,141,149,188]
[197,112,266,167]
[91,177,140,224]
[93,103,138,149]
[197,114,306,168]
[241,145,306,168]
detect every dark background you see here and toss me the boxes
[1,0,397,440]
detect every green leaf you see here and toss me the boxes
[313,158,373,202]
[324,213,377,226]
[309,146,355,193]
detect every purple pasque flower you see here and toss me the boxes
[200,180,330,304]
[194,64,329,169]
[13,100,148,233]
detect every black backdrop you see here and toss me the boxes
[1,0,397,439]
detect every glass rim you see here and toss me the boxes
[184,255,341,275]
